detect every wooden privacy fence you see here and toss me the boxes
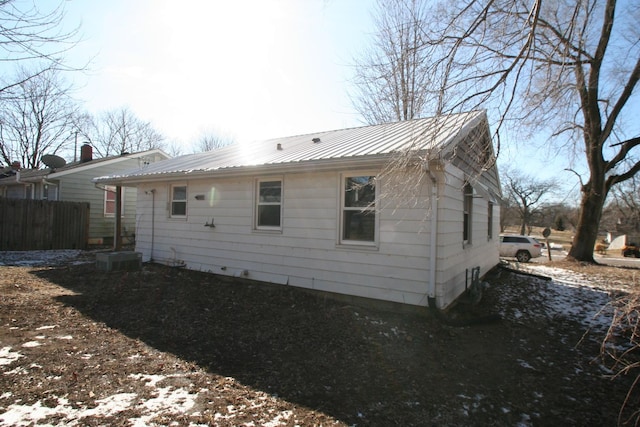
[0,199,89,250]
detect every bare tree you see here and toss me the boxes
[391,0,640,263]
[502,169,557,235]
[0,1,80,96]
[91,107,165,157]
[350,0,431,124]
[193,130,235,153]
[605,174,640,234]
[0,67,78,168]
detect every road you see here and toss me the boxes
[531,249,640,268]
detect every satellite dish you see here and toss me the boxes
[42,154,66,169]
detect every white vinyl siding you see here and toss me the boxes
[133,163,499,310]
[488,201,494,240]
[436,165,499,307]
[134,171,434,306]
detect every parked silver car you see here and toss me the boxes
[499,234,542,262]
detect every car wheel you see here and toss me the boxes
[516,250,531,263]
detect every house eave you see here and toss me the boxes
[93,154,397,186]
[51,149,170,179]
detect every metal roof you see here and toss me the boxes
[94,111,487,184]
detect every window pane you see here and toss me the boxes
[172,201,187,216]
[343,210,375,241]
[259,181,281,203]
[105,200,115,215]
[345,176,375,208]
[463,184,472,242]
[173,186,187,201]
[463,212,469,241]
[258,205,280,227]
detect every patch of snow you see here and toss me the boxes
[129,386,197,425]
[0,400,61,426]
[499,264,615,333]
[35,325,57,330]
[4,366,27,375]
[21,341,41,348]
[130,373,167,388]
[0,249,93,267]
[262,410,293,427]
[56,335,73,340]
[517,360,534,370]
[0,347,22,366]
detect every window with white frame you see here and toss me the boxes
[256,179,282,228]
[43,184,58,201]
[104,185,123,217]
[463,183,473,244]
[341,175,376,243]
[171,185,187,217]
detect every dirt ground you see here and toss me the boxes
[1,254,638,426]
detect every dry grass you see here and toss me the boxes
[1,259,637,425]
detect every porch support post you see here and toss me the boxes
[114,185,122,251]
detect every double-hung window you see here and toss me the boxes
[463,183,473,244]
[341,175,376,244]
[171,185,187,217]
[256,179,282,229]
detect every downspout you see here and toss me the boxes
[427,164,439,309]
[146,188,156,262]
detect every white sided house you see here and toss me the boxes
[95,111,502,309]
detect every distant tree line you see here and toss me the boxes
[501,168,640,238]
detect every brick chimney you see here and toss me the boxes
[80,143,93,162]
[11,161,20,170]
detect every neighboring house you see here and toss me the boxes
[0,145,170,244]
[94,111,502,309]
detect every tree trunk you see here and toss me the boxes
[567,189,607,263]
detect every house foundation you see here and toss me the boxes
[96,251,142,272]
